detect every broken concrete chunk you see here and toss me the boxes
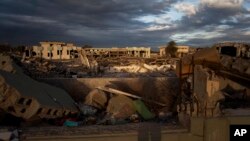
[85,89,107,109]
[0,54,15,73]
[0,55,78,120]
[231,58,249,73]
[79,104,97,116]
[220,55,233,68]
[107,95,136,119]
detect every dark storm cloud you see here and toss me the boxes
[0,0,180,47]
[172,1,250,46]
[0,0,249,48]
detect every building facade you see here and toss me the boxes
[214,42,250,58]
[159,45,190,57]
[84,47,151,58]
[30,42,81,60]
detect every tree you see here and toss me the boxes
[82,45,93,48]
[165,41,177,57]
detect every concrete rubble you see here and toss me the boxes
[1,53,178,127]
[176,43,250,127]
[0,54,78,121]
[79,86,171,125]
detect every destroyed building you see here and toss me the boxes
[25,42,81,60]
[214,42,250,58]
[176,43,250,123]
[159,45,191,58]
[0,54,78,120]
[84,47,151,58]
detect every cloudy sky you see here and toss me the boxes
[0,0,250,49]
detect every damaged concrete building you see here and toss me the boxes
[214,42,250,58]
[159,45,191,58]
[27,43,151,59]
[26,42,81,60]
[176,43,250,122]
[0,54,78,120]
[84,47,151,58]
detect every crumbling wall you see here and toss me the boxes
[0,54,78,120]
[41,77,179,113]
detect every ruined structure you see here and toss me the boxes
[84,47,151,58]
[0,54,78,120]
[159,45,190,58]
[176,43,250,121]
[214,42,250,58]
[26,42,81,60]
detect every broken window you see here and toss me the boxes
[20,108,26,113]
[26,99,32,105]
[36,108,43,115]
[47,109,52,115]
[2,61,6,65]
[25,50,30,56]
[53,110,58,115]
[18,98,25,104]
[8,106,15,113]
[32,51,36,56]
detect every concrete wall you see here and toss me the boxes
[41,77,178,112]
[32,42,79,60]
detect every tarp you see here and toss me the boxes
[107,95,136,119]
[63,120,78,127]
[133,100,155,120]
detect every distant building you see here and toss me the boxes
[159,45,190,57]
[159,46,166,57]
[27,42,151,59]
[214,42,250,58]
[84,47,151,58]
[28,42,81,60]
[176,46,190,57]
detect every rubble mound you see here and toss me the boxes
[0,54,78,120]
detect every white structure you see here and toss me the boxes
[84,47,151,58]
[176,46,190,57]
[31,42,81,60]
[159,45,190,57]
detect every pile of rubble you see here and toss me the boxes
[0,54,78,121]
[220,55,250,75]
[59,86,176,127]
[16,55,177,78]
[1,54,178,127]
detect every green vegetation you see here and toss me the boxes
[165,41,177,57]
